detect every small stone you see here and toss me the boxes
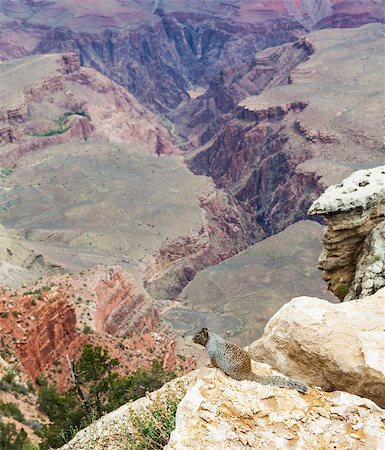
[363,279,374,289]
[371,262,383,274]
[374,278,385,290]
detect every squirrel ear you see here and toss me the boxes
[202,327,208,337]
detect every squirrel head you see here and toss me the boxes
[192,327,209,346]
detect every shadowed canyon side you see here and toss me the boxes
[0,1,383,111]
[171,37,316,148]
[189,24,385,235]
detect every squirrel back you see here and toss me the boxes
[193,327,309,394]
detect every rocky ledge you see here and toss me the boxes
[63,364,385,450]
[308,165,385,300]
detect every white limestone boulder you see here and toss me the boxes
[249,287,385,408]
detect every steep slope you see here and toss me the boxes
[189,24,385,235]
[0,266,191,390]
[172,37,315,148]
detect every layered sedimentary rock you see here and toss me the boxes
[174,38,314,147]
[16,295,87,381]
[0,1,383,111]
[249,288,385,408]
[0,50,264,298]
[309,165,385,300]
[0,222,59,288]
[190,24,385,235]
[0,138,261,298]
[63,365,385,450]
[0,266,190,389]
[0,52,177,167]
[144,181,261,299]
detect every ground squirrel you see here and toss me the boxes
[193,328,309,394]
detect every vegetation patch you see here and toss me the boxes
[0,168,13,178]
[0,399,25,422]
[37,344,176,449]
[0,422,35,450]
[335,283,349,300]
[32,111,90,137]
[0,369,30,395]
[125,389,184,450]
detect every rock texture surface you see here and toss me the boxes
[309,165,385,300]
[62,365,385,450]
[249,288,385,408]
[350,222,385,299]
[0,52,177,167]
[0,222,56,288]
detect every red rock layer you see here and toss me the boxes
[16,294,87,381]
[0,266,193,390]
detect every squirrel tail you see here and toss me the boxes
[249,374,309,394]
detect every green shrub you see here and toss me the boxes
[0,422,33,450]
[0,400,25,422]
[335,283,349,300]
[82,325,93,334]
[124,389,183,450]
[0,168,13,178]
[2,370,16,384]
[32,126,70,137]
[33,111,90,138]
[37,344,177,449]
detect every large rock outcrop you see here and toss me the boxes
[167,369,385,450]
[308,165,385,300]
[249,287,385,408]
[62,365,385,450]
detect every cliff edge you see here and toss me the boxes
[309,165,385,300]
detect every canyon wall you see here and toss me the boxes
[0,1,383,112]
[0,52,177,167]
[0,267,191,390]
[189,24,384,235]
